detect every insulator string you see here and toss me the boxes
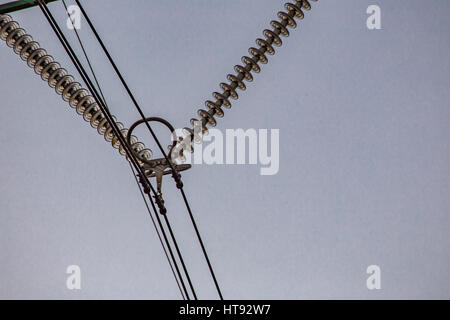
[0,14,153,161]
[173,0,318,159]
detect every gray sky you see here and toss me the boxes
[1,0,449,299]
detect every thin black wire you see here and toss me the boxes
[74,0,179,175]
[129,162,185,300]
[60,1,186,299]
[57,2,198,300]
[36,0,195,299]
[74,0,223,299]
[39,0,193,300]
[143,187,196,299]
[180,188,223,299]
[61,0,106,105]
[160,207,198,300]
[38,0,192,300]
[36,0,140,188]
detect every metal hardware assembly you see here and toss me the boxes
[126,117,191,198]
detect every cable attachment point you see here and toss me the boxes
[154,193,167,215]
[127,117,191,197]
[138,172,151,195]
[172,171,183,189]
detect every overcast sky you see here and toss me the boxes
[1,0,449,299]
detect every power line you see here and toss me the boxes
[180,188,223,299]
[160,205,198,300]
[128,162,186,300]
[74,0,223,299]
[62,0,186,300]
[61,0,106,105]
[36,0,196,299]
[60,0,187,299]
[73,0,179,176]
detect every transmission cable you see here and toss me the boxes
[73,0,223,299]
[61,0,106,106]
[58,0,187,299]
[129,162,186,300]
[36,0,195,299]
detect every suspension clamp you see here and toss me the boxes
[127,117,191,200]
